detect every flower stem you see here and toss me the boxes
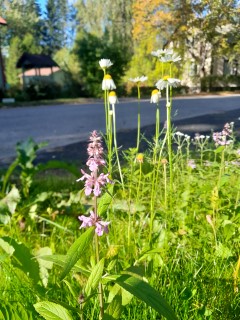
[153,104,160,163]
[93,192,104,319]
[136,85,141,151]
[112,104,124,188]
[166,84,173,204]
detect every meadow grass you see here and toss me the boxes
[0,128,239,319]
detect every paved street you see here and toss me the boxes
[0,95,240,164]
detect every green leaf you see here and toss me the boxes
[98,185,114,215]
[2,237,41,284]
[35,247,53,287]
[34,301,73,320]
[3,237,40,283]
[116,275,178,320]
[60,227,94,280]
[0,186,21,222]
[38,254,90,276]
[103,292,123,320]
[214,146,225,153]
[85,258,105,296]
[0,238,15,255]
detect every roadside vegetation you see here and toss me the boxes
[0,53,240,320]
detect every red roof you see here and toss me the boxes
[0,16,7,25]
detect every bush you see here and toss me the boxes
[201,75,240,91]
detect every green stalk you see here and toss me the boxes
[93,181,104,319]
[166,84,173,201]
[107,92,113,173]
[112,104,124,188]
[136,85,141,151]
[153,103,160,163]
[136,161,142,203]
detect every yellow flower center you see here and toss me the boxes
[109,91,116,96]
[136,153,144,163]
[163,75,170,81]
[104,74,112,80]
[151,89,159,96]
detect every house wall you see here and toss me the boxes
[20,70,66,87]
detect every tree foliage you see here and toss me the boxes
[74,0,133,96]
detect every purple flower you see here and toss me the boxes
[77,170,111,197]
[77,131,112,197]
[86,158,106,171]
[78,211,110,236]
[213,123,233,146]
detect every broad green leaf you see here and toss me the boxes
[121,287,133,306]
[0,186,20,221]
[35,247,53,287]
[98,185,114,215]
[215,242,233,258]
[38,254,90,276]
[214,146,225,153]
[103,292,123,320]
[0,238,15,255]
[116,275,178,320]
[2,237,41,284]
[107,284,133,306]
[4,185,21,214]
[60,227,94,280]
[85,258,105,296]
[34,301,73,320]
[0,309,5,320]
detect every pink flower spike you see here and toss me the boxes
[78,211,110,236]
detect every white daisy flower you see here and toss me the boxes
[155,76,181,90]
[151,48,173,58]
[160,53,181,63]
[102,74,116,90]
[99,59,113,70]
[150,89,161,103]
[129,76,148,83]
[108,91,118,105]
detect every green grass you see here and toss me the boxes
[0,131,239,320]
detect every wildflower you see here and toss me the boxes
[99,58,113,70]
[151,48,173,58]
[175,131,184,136]
[160,53,181,63]
[187,159,196,169]
[129,76,148,84]
[156,76,181,90]
[108,91,118,105]
[78,211,110,236]
[87,130,104,159]
[213,123,233,146]
[136,153,144,163]
[78,170,111,197]
[150,89,161,103]
[102,74,116,90]
[77,131,112,195]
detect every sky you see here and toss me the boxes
[37,0,47,13]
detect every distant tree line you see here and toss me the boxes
[0,0,239,99]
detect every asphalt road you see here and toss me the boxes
[0,95,240,165]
